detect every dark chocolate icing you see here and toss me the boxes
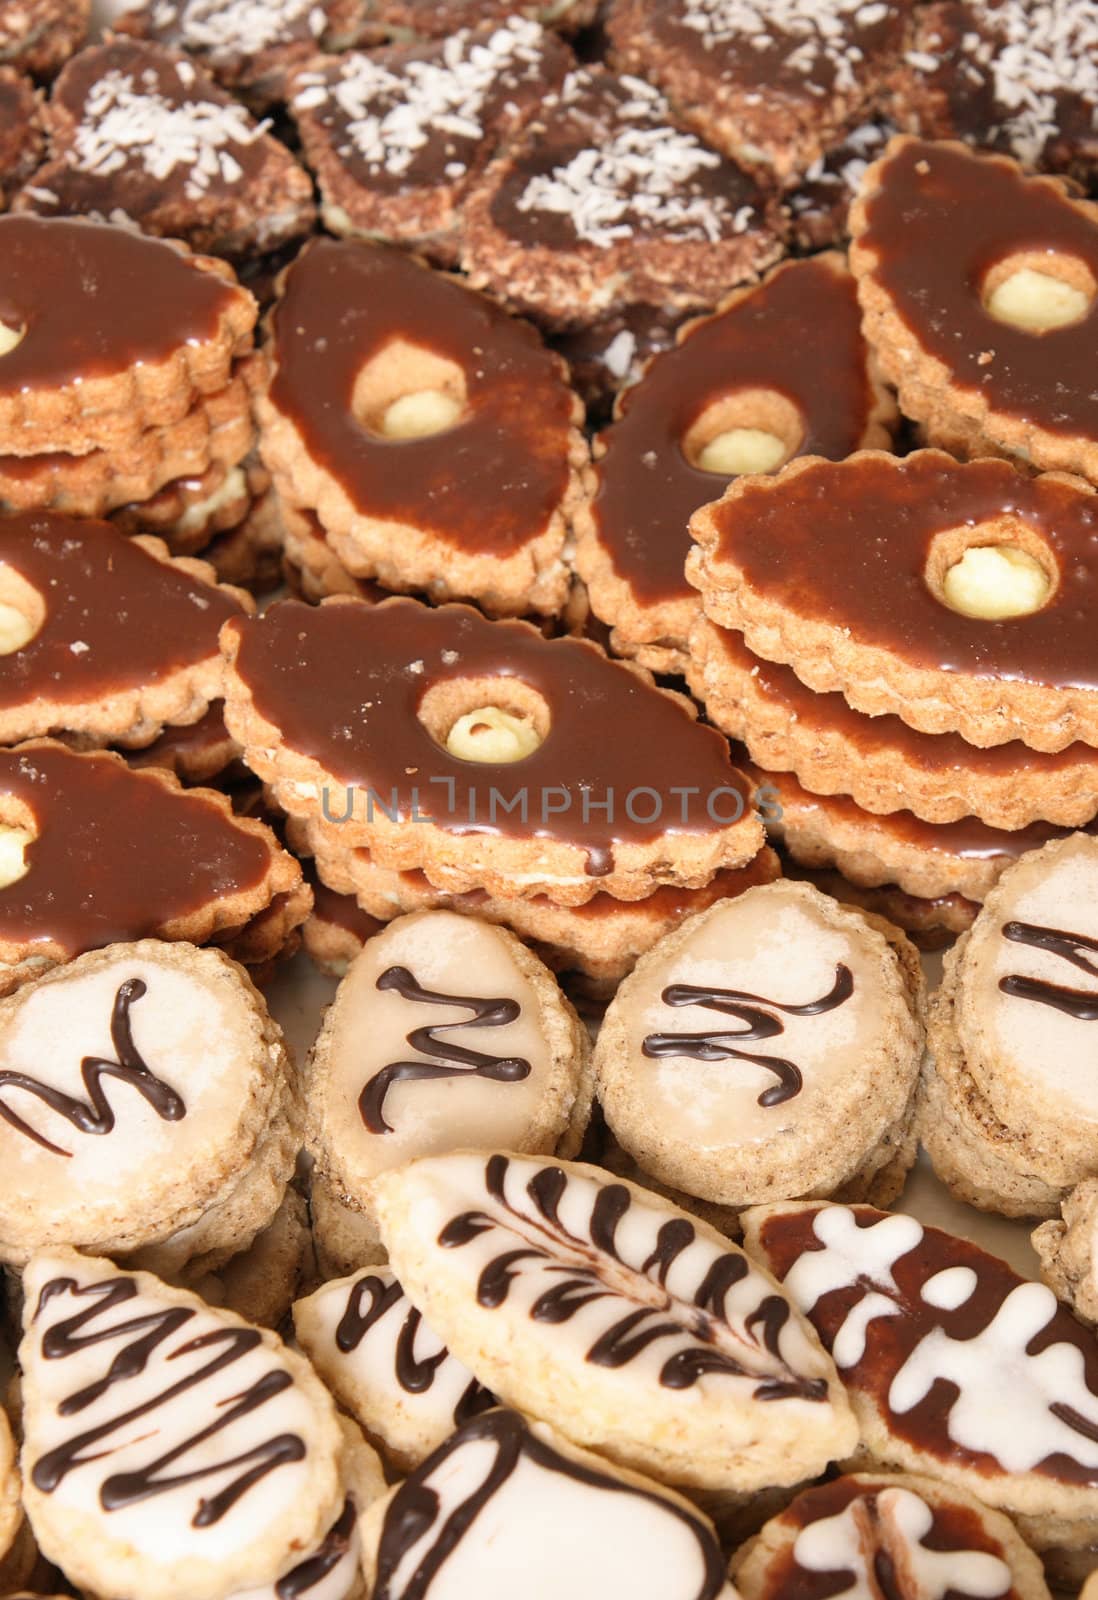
[1000,919,1098,1019]
[277,1500,356,1600]
[335,1270,495,1416]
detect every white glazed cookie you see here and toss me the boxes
[0,941,298,1267]
[920,836,1098,1215]
[731,1471,1051,1600]
[594,882,924,1208]
[358,1407,739,1600]
[306,910,592,1252]
[18,1249,347,1600]
[1033,1178,1098,1328]
[373,1150,858,1491]
[293,1265,494,1474]
[741,1201,1098,1539]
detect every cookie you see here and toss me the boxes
[0,513,252,747]
[113,458,256,554]
[0,1406,22,1584]
[785,862,980,951]
[256,238,585,619]
[920,834,1098,1216]
[891,0,1098,179]
[306,909,592,1257]
[459,65,783,330]
[0,939,298,1268]
[15,39,316,258]
[1033,1178,1098,1328]
[605,0,907,187]
[691,616,1098,830]
[290,20,570,264]
[742,1199,1098,1548]
[308,1170,388,1279]
[18,1248,351,1600]
[0,0,87,77]
[0,71,43,208]
[849,137,1098,481]
[126,701,242,785]
[551,305,684,422]
[784,121,891,250]
[0,740,308,992]
[575,254,895,673]
[220,596,766,905]
[594,880,923,1211]
[301,864,384,978]
[688,449,1098,752]
[374,1150,858,1491]
[116,0,375,107]
[731,1471,1051,1600]
[278,499,376,604]
[197,483,287,597]
[371,0,597,34]
[293,1264,495,1474]
[183,1187,316,1331]
[0,214,256,456]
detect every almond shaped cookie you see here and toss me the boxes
[594,881,924,1211]
[373,1150,858,1491]
[731,1471,1051,1600]
[742,1200,1098,1541]
[0,940,296,1266]
[358,1407,738,1600]
[306,909,592,1257]
[18,1249,348,1600]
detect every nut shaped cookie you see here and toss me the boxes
[18,1249,346,1600]
[373,1150,858,1491]
[594,881,924,1209]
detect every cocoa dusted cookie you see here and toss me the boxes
[16,38,315,259]
[892,0,1098,179]
[576,254,895,673]
[0,0,88,78]
[783,120,891,250]
[460,65,783,330]
[551,305,685,421]
[0,72,43,209]
[0,740,308,992]
[256,239,586,619]
[116,0,375,107]
[604,0,910,186]
[290,20,571,264]
[372,0,598,35]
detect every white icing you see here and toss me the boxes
[232,1505,360,1600]
[794,1487,1010,1600]
[920,1266,979,1311]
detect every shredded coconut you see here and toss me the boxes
[964,0,1098,167]
[294,18,546,178]
[151,0,327,62]
[677,0,897,94]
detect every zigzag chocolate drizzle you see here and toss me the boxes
[438,1154,827,1401]
[29,1274,306,1522]
[641,964,854,1107]
[359,966,531,1134]
[1000,921,1098,1020]
[0,978,185,1157]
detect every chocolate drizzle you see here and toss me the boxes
[30,1274,306,1520]
[1000,919,1098,1019]
[641,964,853,1107]
[0,977,185,1157]
[437,1154,827,1401]
[276,1500,355,1600]
[358,965,531,1134]
[370,1408,728,1600]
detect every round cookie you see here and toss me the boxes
[306,909,592,1257]
[688,449,1098,752]
[594,881,924,1210]
[575,254,895,673]
[256,237,586,619]
[0,940,298,1267]
[18,1249,349,1600]
[358,1407,737,1600]
[920,835,1098,1214]
[373,1150,858,1492]
[293,1264,494,1474]
[731,1472,1051,1600]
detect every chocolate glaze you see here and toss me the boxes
[0,514,243,710]
[277,1500,355,1600]
[225,597,755,872]
[760,1205,1098,1485]
[267,239,574,557]
[371,1407,728,1600]
[360,964,530,1134]
[860,139,1098,437]
[31,1274,305,1520]
[594,257,878,605]
[0,976,185,1157]
[1000,919,1098,1019]
[437,1153,827,1401]
[0,214,241,396]
[335,1270,495,1415]
[642,964,853,1107]
[707,450,1098,686]
[0,744,272,958]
